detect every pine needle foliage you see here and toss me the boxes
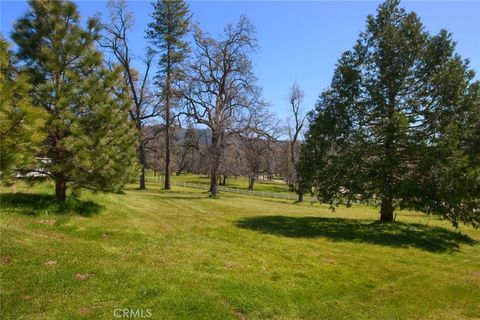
[11,0,139,202]
[298,0,480,227]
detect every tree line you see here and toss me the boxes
[141,123,300,191]
[1,0,301,198]
[1,0,478,226]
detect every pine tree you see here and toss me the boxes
[147,0,190,190]
[11,0,138,202]
[298,0,480,226]
[0,37,45,182]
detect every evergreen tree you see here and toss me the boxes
[298,0,480,226]
[147,0,190,190]
[0,37,45,182]
[12,0,138,202]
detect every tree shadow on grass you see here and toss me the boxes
[236,215,476,253]
[0,193,103,217]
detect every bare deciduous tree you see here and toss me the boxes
[240,106,280,190]
[184,16,261,196]
[175,124,200,176]
[218,137,246,185]
[100,0,159,189]
[287,82,306,201]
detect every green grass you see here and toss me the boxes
[1,179,479,319]
[147,171,292,194]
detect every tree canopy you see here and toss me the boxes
[298,0,480,226]
[184,16,263,196]
[0,37,45,182]
[11,0,138,202]
[147,0,191,190]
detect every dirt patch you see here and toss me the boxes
[78,306,91,315]
[322,257,337,264]
[39,219,56,226]
[235,309,247,320]
[224,261,242,271]
[0,256,12,265]
[45,259,57,266]
[74,273,96,281]
[75,273,88,281]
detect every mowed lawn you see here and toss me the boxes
[1,180,479,320]
[147,172,293,194]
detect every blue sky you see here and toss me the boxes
[1,1,479,121]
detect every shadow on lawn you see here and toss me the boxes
[0,193,103,217]
[236,215,476,253]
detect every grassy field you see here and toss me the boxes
[1,179,479,319]
[146,171,292,194]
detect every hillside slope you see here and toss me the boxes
[1,181,479,319]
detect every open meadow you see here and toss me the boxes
[2,0,479,319]
[146,172,294,194]
[1,179,479,319]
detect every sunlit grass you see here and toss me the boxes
[1,179,479,319]
[145,170,293,194]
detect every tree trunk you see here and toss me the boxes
[210,165,219,196]
[139,141,146,190]
[380,196,394,222]
[380,92,397,223]
[55,176,67,203]
[176,151,188,176]
[209,131,222,197]
[297,192,304,202]
[164,42,172,190]
[139,166,146,190]
[222,175,227,185]
[248,176,255,191]
[164,102,171,190]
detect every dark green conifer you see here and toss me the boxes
[298,0,480,226]
[0,37,45,182]
[12,0,138,202]
[147,0,190,190]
